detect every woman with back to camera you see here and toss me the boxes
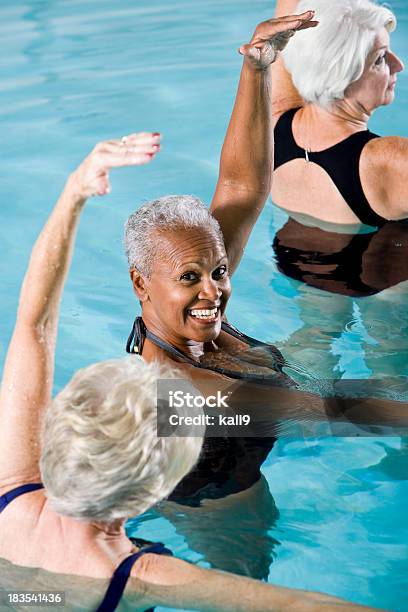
[0,10,376,612]
[271,0,405,226]
[0,133,373,612]
[268,0,408,378]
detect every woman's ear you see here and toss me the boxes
[129,269,149,302]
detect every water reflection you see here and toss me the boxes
[273,218,408,298]
[272,217,408,378]
[155,476,280,580]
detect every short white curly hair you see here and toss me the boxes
[40,357,202,522]
[124,195,225,277]
[282,0,396,108]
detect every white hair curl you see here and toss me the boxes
[40,357,202,522]
[282,0,396,108]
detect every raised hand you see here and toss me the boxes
[71,132,161,199]
[239,11,318,69]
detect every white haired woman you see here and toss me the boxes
[0,139,373,612]
[1,10,373,612]
[271,0,405,226]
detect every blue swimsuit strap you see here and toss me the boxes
[95,542,173,612]
[0,483,44,513]
[126,317,286,383]
[0,485,171,612]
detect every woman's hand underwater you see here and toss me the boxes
[70,132,161,199]
[239,11,318,69]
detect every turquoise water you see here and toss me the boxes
[1,0,408,610]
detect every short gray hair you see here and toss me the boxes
[124,195,225,277]
[282,0,396,108]
[40,356,202,522]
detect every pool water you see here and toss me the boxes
[1,0,408,610]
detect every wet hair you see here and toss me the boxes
[282,0,396,108]
[124,195,225,277]
[40,356,202,522]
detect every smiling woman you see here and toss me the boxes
[4,10,373,612]
[125,195,231,349]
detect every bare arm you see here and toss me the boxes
[182,369,408,437]
[271,0,306,121]
[133,553,382,611]
[210,12,317,275]
[0,133,161,491]
[224,380,408,438]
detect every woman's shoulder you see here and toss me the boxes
[0,482,46,526]
[360,135,408,220]
[272,101,304,126]
[362,134,408,160]
[128,553,206,610]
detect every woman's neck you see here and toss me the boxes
[54,515,131,553]
[295,101,371,150]
[320,98,371,128]
[140,316,205,363]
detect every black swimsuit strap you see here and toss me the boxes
[274,108,385,227]
[126,317,285,383]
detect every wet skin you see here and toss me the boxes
[131,227,232,361]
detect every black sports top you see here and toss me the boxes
[274,108,385,227]
[126,317,292,506]
[0,483,172,612]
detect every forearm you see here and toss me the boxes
[272,0,304,119]
[142,559,379,611]
[214,60,273,199]
[275,0,300,16]
[210,12,315,274]
[210,60,273,274]
[228,381,408,437]
[17,174,86,332]
[0,133,159,486]
[325,386,408,431]
[0,176,86,484]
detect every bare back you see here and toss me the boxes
[271,106,408,225]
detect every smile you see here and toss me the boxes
[188,307,219,321]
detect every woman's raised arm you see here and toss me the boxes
[271,0,307,121]
[0,133,160,492]
[210,12,317,276]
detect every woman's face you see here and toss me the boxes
[345,28,403,112]
[136,227,231,347]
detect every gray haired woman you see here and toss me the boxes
[271,0,405,226]
[1,10,373,612]
[0,136,370,612]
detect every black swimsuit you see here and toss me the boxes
[273,212,408,298]
[0,484,172,612]
[273,219,379,297]
[274,108,385,227]
[126,317,290,506]
[126,316,287,384]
